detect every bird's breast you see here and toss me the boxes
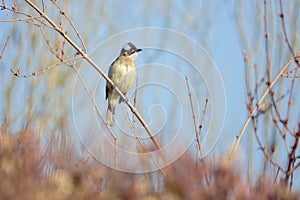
[112,61,136,93]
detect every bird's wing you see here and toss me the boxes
[106,58,118,99]
[108,59,117,78]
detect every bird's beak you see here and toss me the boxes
[136,49,142,52]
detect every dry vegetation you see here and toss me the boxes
[0,129,298,199]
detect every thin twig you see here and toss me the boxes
[288,161,300,176]
[253,90,289,119]
[281,63,300,77]
[243,52,254,112]
[273,167,280,184]
[263,0,291,138]
[39,26,62,60]
[279,0,300,124]
[251,116,286,173]
[279,0,299,67]
[10,56,82,78]
[264,0,271,83]
[132,77,139,127]
[0,35,10,60]
[1,5,53,29]
[41,0,45,12]
[272,118,290,153]
[284,123,300,188]
[285,69,297,123]
[278,2,300,189]
[124,110,166,177]
[281,74,300,78]
[198,98,208,135]
[185,77,201,155]
[263,0,284,124]
[50,0,87,53]
[0,15,42,23]
[185,76,210,187]
[247,11,283,173]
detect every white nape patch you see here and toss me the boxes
[123,43,132,51]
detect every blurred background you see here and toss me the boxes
[0,0,300,194]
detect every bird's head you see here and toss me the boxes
[119,42,142,59]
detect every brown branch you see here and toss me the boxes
[251,114,286,173]
[284,123,300,189]
[198,98,208,134]
[243,52,254,112]
[273,167,280,184]
[124,110,166,177]
[278,1,300,131]
[262,0,291,140]
[10,56,82,78]
[279,0,299,67]
[247,12,286,172]
[41,0,45,12]
[0,35,10,60]
[264,0,271,83]
[185,76,202,156]
[39,26,63,60]
[285,70,297,124]
[185,76,210,187]
[132,77,139,127]
[281,73,300,79]
[1,3,53,29]
[253,90,288,119]
[0,15,42,22]
[50,0,87,53]
[288,161,300,176]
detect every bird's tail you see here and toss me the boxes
[106,104,115,127]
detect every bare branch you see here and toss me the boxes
[279,0,300,68]
[251,115,286,173]
[1,4,53,29]
[132,77,139,127]
[41,0,45,12]
[50,0,87,53]
[185,76,210,187]
[0,35,9,60]
[10,56,82,78]
[284,123,300,188]
[282,75,300,79]
[124,110,166,177]
[198,98,208,134]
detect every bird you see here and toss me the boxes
[105,42,142,126]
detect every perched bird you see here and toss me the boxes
[105,42,142,126]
